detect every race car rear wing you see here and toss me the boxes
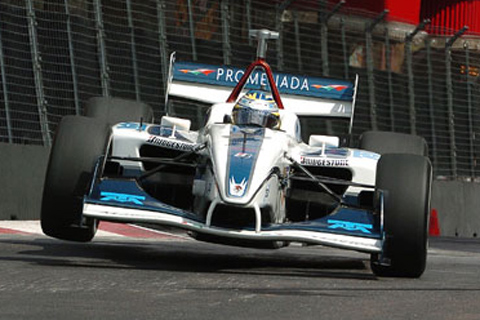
[166,54,358,131]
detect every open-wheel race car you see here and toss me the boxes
[41,29,432,278]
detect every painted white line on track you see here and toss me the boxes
[0,220,186,240]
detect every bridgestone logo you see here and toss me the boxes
[146,136,194,151]
[300,157,349,167]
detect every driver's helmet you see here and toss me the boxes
[232,90,280,129]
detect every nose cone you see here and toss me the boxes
[226,126,265,199]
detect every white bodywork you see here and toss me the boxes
[83,106,381,252]
[95,101,379,235]
[83,53,383,253]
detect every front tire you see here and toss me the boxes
[371,154,432,277]
[41,116,111,242]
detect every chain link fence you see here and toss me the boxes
[0,0,479,179]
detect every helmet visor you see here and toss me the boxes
[232,107,279,128]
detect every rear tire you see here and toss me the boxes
[41,116,111,242]
[371,154,432,277]
[84,97,154,125]
[359,131,428,156]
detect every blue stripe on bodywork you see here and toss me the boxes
[87,178,202,221]
[226,126,265,198]
[267,207,380,238]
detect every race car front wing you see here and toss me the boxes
[83,177,383,254]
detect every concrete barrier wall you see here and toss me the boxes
[0,143,478,238]
[0,143,49,220]
[431,181,480,238]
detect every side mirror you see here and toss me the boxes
[160,116,191,131]
[308,135,340,148]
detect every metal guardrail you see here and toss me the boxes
[0,0,479,179]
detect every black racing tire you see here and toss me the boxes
[371,154,432,277]
[41,116,111,242]
[359,131,428,156]
[84,97,154,125]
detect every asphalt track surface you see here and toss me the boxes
[1,221,480,320]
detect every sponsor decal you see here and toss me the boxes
[179,68,215,76]
[327,219,372,234]
[229,177,248,197]
[146,135,194,151]
[216,68,310,92]
[100,192,145,205]
[300,156,349,167]
[173,62,354,101]
[311,84,348,91]
[116,122,147,131]
[352,150,380,160]
[324,148,349,157]
[234,152,252,159]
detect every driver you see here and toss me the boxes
[231,90,280,129]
